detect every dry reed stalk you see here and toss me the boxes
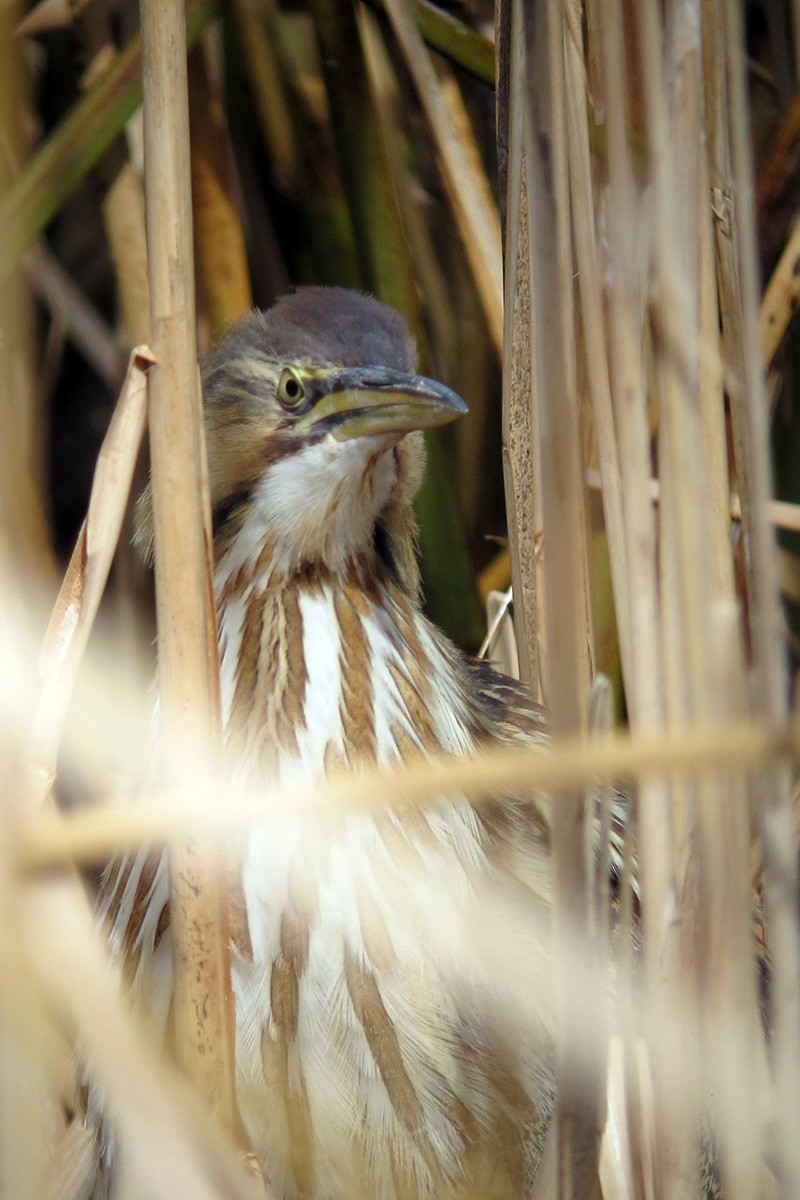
[696,116,737,614]
[436,65,495,528]
[723,4,800,1192]
[646,3,755,1193]
[599,0,665,735]
[756,89,800,212]
[31,348,151,778]
[646,0,714,722]
[101,156,157,710]
[702,0,747,522]
[0,894,62,1200]
[139,0,238,1139]
[477,546,511,599]
[20,870,261,1200]
[586,466,800,534]
[698,608,768,1200]
[383,0,504,354]
[16,711,800,873]
[656,0,713,916]
[563,16,632,695]
[449,279,493,541]
[103,162,151,347]
[24,242,120,389]
[497,0,544,697]
[312,0,423,336]
[188,47,253,344]
[2,133,155,1200]
[684,17,765,1196]
[755,89,800,272]
[524,4,605,1191]
[230,0,299,191]
[0,2,57,630]
[584,0,604,118]
[357,0,458,373]
[0,663,61,1195]
[522,0,593,846]
[598,1037,638,1200]
[46,1118,97,1200]
[760,217,800,366]
[723,3,790,720]
[14,0,95,36]
[594,5,686,1195]
[600,12,676,1102]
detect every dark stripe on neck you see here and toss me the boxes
[372,520,401,583]
[213,489,253,539]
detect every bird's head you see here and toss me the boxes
[197,288,467,590]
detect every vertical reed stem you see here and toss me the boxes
[498,0,544,696]
[524,2,599,1194]
[723,3,800,1193]
[563,18,632,693]
[140,0,238,1136]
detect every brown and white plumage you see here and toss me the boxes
[98,288,557,1200]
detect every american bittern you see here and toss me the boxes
[97,288,560,1200]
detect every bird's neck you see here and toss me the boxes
[214,438,403,580]
[214,534,480,780]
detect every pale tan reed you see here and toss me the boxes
[521,3,601,1195]
[498,1,537,698]
[494,0,797,1196]
[139,0,239,1142]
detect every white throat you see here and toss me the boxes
[244,435,398,577]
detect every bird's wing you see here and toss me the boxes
[463,654,633,892]
[461,655,549,747]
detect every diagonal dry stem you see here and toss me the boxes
[31,347,151,779]
[383,0,503,353]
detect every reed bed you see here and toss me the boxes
[1,0,799,1198]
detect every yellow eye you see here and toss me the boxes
[278,368,305,410]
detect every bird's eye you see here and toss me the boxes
[278,368,305,410]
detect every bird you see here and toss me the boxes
[96,287,559,1200]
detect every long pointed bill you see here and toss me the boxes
[295,366,468,441]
